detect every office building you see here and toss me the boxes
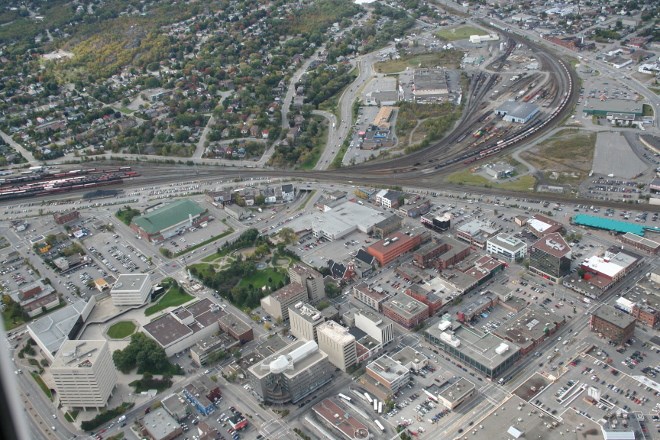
[190,332,238,367]
[382,294,430,329]
[288,263,325,303]
[248,340,333,404]
[289,302,326,342]
[51,340,117,410]
[392,346,428,371]
[351,283,388,312]
[413,236,470,270]
[354,309,394,347]
[110,273,152,306]
[590,305,636,344]
[436,378,476,410]
[218,312,254,344]
[528,233,572,283]
[316,321,357,372]
[367,231,424,266]
[456,220,500,248]
[486,233,527,261]
[366,355,410,393]
[260,282,307,322]
[142,409,182,440]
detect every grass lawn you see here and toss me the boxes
[375,50,463,74]
[237,267,285,290]
[31,372,53,400]
[107,321,137,339]
[643,104,654,117]
[299,115,328,170]
[145,285,194,316]
[189,262,217,278]
[2,310,26,331]
[64,410,79,422]
[445,170,537,191]
[436,25,487,41]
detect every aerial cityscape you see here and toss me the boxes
[1,0,659,440]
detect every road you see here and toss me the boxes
[0,129,38,166]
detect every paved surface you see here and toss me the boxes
[592,131,647,178]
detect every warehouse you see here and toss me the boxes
[582,99,644,118]
[495,101,540,123]
[131,199,210,243]
[413,68,449,103]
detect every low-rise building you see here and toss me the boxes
[190,332,239,367]
[413,236,470,269]
[110,273,152,307]
[312,399,369,440]
[372,215,403,239]
[405,284,443,315]
[53,210,80,225]
[526,214,563,238]
[131,199,209,243]
[619,232,660,255]
[11,280,59,317]
[580,248,640,291]
[366,354,410,393]
[182,376,221,416]
[391,346,428,372]
[218,311,254,344]
[367,231,424,266]
[486,233,527,261]
[495,101,540,123]
[161,393,190,421]
[435,378,476,409]
[351,283,388,312]
[260,282,307,322]
[420,212,451,232]
[590,305,636,344]
[382,294,430,329]
[456,219,500,248]
[142,409,182,440]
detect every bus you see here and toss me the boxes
[363,392,373,404]
[338,393,351,402]
[375,420,385,432]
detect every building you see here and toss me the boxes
[382,294,430,329]
[469,34,499,44]
[529,233,572,283]
[218,312,254,344]
[392,346,428,372]
[375,189,404,209]
[109,273,152,306]
[224,203,250,221]
[53,210,80,225]
[495,101,540,123]
[425,321,520,378]
[248,340,333,404]
[142,409,182,440]
[590,305,636,344]
[456,219,500,248]
[351,283,388,311]
[420,212,451,232]
[312,201,388,241]
[131,199,209,243]
[435,378,476,409]
[401,198,431,218]
[312,399,369,440]
[486,233,527,261]
[373,106,395,129]
[405,284,443,315]
[582,99,645,118]
[526,214,563,238]
[484,163,515,180]
[619,232,660,255]
[493,306,563,355]
[260,282,307,322]
[354,310,394,347]
[143,299,226,356]
[161,394,190,421]
[182,376,221,416]
[288,263,325,303]
[413,236,470,269]
[366,354,410,393]
[367,231,423,266]
[353,249,376,278]
[11,280,59,317]
[190,332,239,367]
[316,321,357,372]
[580,248,640,291]
[51,340,117,410]
[289,302,326,342]
[27,298,96,361]
[413,68,449,103]
[373,215,402,239]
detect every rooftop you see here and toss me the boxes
[27,299,92,355]
[488,233,526,252]
[457,219,500,238]
[132,199,206,234]
[592,305,636,329]
[383,293,429,319]
[51,340,108,369]
[496,100,539,119]
[437,377,476,404]
[290,302,325,324]
[573,213,660,236]
[143,409,180,440]
[583,98,644,115]
[249,339,328,379]
[531,232,571,258]
[368,231,419,255]
[317,320,355,345]
[110,273,150,293]
[367,354,409,382]
[621,232,660,251]
[494,306,561,351]
[312,201,388,237]
[272,282,306,302]
[582,249,639,278]
[354,309,390,328]
[527,214,562,236]
[218,311,252,335]
[392,346,428,369]
[312,398,369,440]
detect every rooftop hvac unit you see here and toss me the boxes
[495,343,510,355]
[294,302,303,309]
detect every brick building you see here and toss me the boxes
[412,236,470,270]
[382,294,430,329]
[590,305,636,344]
[53,210,80,225]
[405,284,443,315]
[367,231,424,266]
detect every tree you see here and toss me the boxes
[277,227,297,245]
[113,333,182,375]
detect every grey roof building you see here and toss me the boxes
[495,101,540,123]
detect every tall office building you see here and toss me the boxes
[354,309,394,347]
[51,340,117,410]
[316,321,357,372]
[288,263,326,303]
[288,302,326,342]
[528,233,572,283]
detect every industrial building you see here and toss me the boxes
[382,294,430,329]
[109,273,152,306]
[413,235,470,269]
[27,298,96,361]
[367,231,425,266]
[529,233,572,283]
[413,68,450,103]
[316,321,357,372]
[142,298,226,356]
[366,354,410,393]
[51,340,117,410]
[469,34,499,44]
[288,263,325,303]
[248,340,333,404]
[131,199,209,243]
[486,233,527,261]
[289,302,326,342]
[260,282,307,322]
[495,101,540,123]
[456,219,500,248]
[425,320,520,378]
[590,305,636,344]
[582,99,645,117]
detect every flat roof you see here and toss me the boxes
[383,293,429,319]
[437,377,476,404]
[313,201,388,237]
[392,346,428,367]
[111,273,150,293]
[496,100,539,119]
[488,233,526,252]
[457,219,500,237]
[51,340,108,369]
[368,231,418,255]
[414,68,448,91]
[426,323,520,370]
[312,398,369,440]
[132,199,205,234]
[143,409,180,440]
[531,232,571,258]
[367,354,409,382]
[219,311,252,335]
[317,320,355,345]
[592,305,636,329]
[249,339,328,379]
[143,298,224,347]
[27,299,90,354]
[494,306,559,350]
[289,302,325,324]
[272,282,306,302]
[573,213,660,236]
[582,249,638,278]
[583,98,644,115]
[355,309,390,328]
[621,232,660,251]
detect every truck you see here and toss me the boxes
[117,415,126,423]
